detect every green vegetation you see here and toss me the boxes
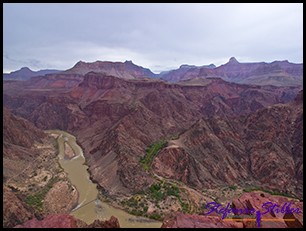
[165,184,180,197]
[121,196,149,217]
[124,197,139,208]
[243,186,296,198]
[121,181,189,220]
[24,177,58,211]
[178,197,189,213]
[149,183,165,201]
[229,185,238,190]
[148,213,162,221]
[148,182,180,202]
[149,182,190,213]
[140,140,167,170]
[243,185,261,193]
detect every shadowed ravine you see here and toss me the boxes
[46,130,162,228]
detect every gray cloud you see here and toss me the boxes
[3,3,303,73]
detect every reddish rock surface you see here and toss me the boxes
[14,214,120,228]
[162,192,304,228]
[43,181,79,215]
[3,187,34,228]
[3,107,46,149]
[231,192,303,228]
[153,91,303,198]
[86,216,121,228]
[14,214,80,228]
[161,212,243,228]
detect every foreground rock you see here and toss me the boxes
[162,192,303,228]
[15,214,120,228]
[232,191,303,228]
[161,212,243,228]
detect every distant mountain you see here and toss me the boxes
[3,67,62,81]
[161,57,303,87]
[64,60,157,79]
[159,63,216,82]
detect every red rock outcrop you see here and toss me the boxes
[14,214,120,228]
[161,212,243,228]
[3,107,46,149]
[231,191,303,228]
[152,92,303,198]
[85,216,121,228]
[3,186,34,228]
[162,192,303,228]
[43,181,79,215]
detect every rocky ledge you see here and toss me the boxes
[162,192,303,228]
[15,214,120,228]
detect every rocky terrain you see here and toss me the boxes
[3,108,78,227]
[162,192,303,228]
[153,90,303,198]
[3,59,303,227]
[3,186,34,228]
[15,214,120,228]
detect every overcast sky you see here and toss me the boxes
[3,3,303,73]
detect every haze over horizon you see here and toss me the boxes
[3,3,303,73]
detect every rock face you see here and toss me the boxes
[162,192,303,228]
[43,181,79,215]
[3,107,46,149]
[3,186,34,228]
[161,57,303,87]
[14,214,120,228]
[231,192,303,228]
[3,107,47,183]
[152,91,303,198]
[85,216,121,228]
[3,108,81,227]
[161,212,243,228]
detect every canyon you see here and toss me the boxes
[3,59,303,228]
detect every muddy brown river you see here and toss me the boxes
[46,130,162,228]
